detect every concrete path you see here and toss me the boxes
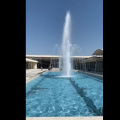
[50,68,60,71]
[26,69,48,83]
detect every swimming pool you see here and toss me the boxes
[26,71,103,117]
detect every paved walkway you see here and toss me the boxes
[50,68,60,71]
[26,69,48,83]
[26,117,103,120]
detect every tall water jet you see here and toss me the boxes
[61,11,72,77]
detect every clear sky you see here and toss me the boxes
[26,0,103,56]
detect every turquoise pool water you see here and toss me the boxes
[26,72,103,117]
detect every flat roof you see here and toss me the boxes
[26,55,92,59]
[26,58,38,63]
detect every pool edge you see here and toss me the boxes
[78,71,103,78]
[26,70,48,84]
[26,116,103,120]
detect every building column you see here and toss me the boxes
[34,63,36,69]
[84,61,86,71]
[51,58,53,67]
[95,61,97,71]
[54,59,56,68]
[59,57,61,68]
[81,61,83,70]
[28,63,30,69]
[98,61,99,71]
[80,62,82,70]
[26,62,27,69]
[55,59,57,68]
[89,62,90,69]
[31,63,33,69]
[34,63,37,69]
[53,59,55,68]
[76,61,77,69]
[79,62,81,70]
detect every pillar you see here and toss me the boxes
[95,61,97,71]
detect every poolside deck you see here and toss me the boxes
[26,117,103,120]
[26,69,48,83]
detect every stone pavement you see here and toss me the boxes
[26,69,48,83]
[50,68,60,71]
[26,117,103,120]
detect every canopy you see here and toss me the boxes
[26,58,38,63]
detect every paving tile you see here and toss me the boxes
[26,117,33,120]
[30,117,103,120]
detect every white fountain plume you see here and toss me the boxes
[53,11,80,77]
[61,11,72,77]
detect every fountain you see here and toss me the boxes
[61,11,72,77]
[53,11,80,77]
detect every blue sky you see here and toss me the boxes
[26,0,103,56]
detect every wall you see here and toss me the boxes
[26,62,37,69]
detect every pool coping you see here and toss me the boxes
[26,116,103,120]
[49,69,103,78]
[78,71,103,78]
[26,70,48,84]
